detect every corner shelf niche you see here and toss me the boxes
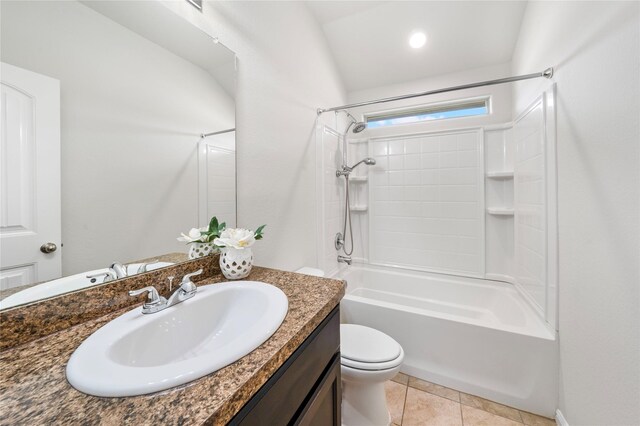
[484,127,515,283]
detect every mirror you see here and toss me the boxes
[0,1,236,310]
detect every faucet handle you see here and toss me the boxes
[110,262,128,279]
[136,259,159,274]
[180,269,203,285]
[86,270,117,281]
[129,286,167,314]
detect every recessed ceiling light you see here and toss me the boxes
[409,31,427,49]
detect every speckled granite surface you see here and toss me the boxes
[1,254,216,351]
[0,266,345,425]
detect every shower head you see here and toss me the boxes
[352,122,367,133]
[363,157,376,165]
[336,157,376,177]
[338,110,367,134]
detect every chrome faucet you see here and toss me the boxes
[338,255,352,265]
[136,259,159,274]
[110,262,128,279]
[86,262,129,283]
[128,269,203,314]
[166,269,201,307]
[128,286,167,314]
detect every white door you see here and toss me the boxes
[0,62,61,291]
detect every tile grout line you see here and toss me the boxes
[391,374,553,425]
[399,381,409,426]
[458,396,525,424]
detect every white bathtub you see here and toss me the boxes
[335,264,558,417]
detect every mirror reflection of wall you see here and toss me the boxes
[0,0,236,309]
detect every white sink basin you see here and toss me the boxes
[0,262,173,310]
[66,281,288,397]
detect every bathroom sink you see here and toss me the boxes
[66,281,288,397]
[0,262,173,310]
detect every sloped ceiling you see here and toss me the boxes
[306,1,527,91]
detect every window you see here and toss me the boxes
[366,98,489,129]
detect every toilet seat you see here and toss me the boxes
[340,324,403,371]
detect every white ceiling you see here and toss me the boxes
[306,1,527,92]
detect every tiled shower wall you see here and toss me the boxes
[316,125,343,276]
[316,89,556,328]
[369,130,484,276]
[513,87,557,327]
[514,103,546,309]
[199,137,236,229]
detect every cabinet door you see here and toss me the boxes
[295,354,341,426]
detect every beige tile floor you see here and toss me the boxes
[385,373,556,426]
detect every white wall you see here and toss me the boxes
[163,1,346,270]
[512,2,640,424]
[1,1,235,275]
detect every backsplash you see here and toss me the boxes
[0,255,222,351]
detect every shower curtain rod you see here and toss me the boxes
[316,67,553,115]
[200,128,236,138]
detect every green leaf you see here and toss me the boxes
[219,222,226,233]
[254,224,266,240]
[208,216,219,233]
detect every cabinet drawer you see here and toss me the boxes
[229,305,340,425]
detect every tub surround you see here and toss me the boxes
[0,259,345,425]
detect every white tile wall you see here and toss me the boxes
[484,127,515,281]
[201,145,236,228]
[346,140,370,262]
[369,130,484,276]
[514,101,546,311]
[317,125,343,275]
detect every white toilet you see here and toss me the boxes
[340,324,405,426]
[294,267,404,425]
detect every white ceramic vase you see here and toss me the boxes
[219,247,253,279]
[188,242,217,259]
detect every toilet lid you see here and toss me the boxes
[340,324,401,364]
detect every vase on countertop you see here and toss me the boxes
[188,242,217,259]
[219,247,253,279]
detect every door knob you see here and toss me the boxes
[40,242,57,253]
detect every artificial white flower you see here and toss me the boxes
[177,227,206,243]
[214,228,256,250]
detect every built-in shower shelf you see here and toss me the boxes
[349,176,368,182]
[349,205,368,212]
[487,207,514,216]
[486,171,514,179]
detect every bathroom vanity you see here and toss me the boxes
[0,257,345,425]
[231,306,341,425]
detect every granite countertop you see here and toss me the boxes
[0,267,345,425]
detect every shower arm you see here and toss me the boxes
[317,68,553,115]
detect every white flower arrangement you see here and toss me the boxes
[178,216,265,250]
[177,216,226,244]
[214,225,265,250]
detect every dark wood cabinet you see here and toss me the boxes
[229,306,341,426]
[294,354,341,426]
